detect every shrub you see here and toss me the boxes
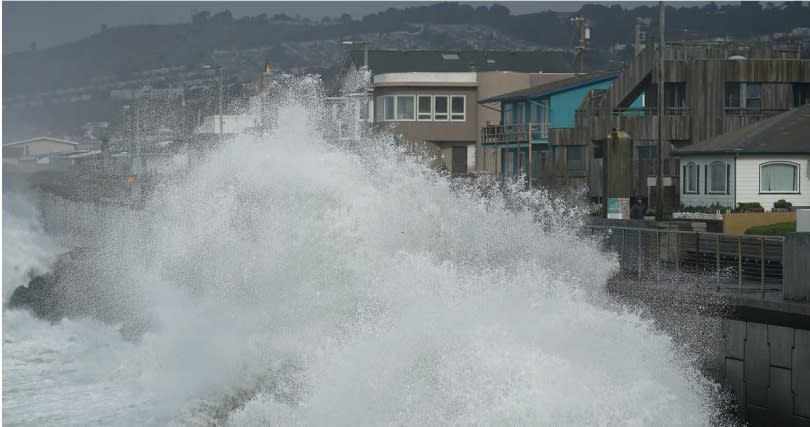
[773,199,792,209]
[744,221,796,236]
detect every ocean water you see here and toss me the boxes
[3,76,722,426]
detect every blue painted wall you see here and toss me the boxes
[548,80,613,128]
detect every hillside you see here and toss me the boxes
[3,2,810,141]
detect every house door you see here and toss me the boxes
[452,146,468,175]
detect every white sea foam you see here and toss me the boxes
[3,75,720,426]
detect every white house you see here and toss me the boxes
[673,105,810,210]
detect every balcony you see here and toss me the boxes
[481,122,549,145]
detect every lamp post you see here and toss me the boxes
[202,64,224,142]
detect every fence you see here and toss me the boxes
[586,225,784,296]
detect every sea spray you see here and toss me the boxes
[4,74,722,426]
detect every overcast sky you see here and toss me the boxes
[3,1,713,54]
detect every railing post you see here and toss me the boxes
[716,234,720,291]
[738,236,742,295]
[622,228,626,271]
[760,237,765,297]
[638,229,643,276]
[675,232,680,274]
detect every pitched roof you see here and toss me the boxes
[478,69,621,103]
[673,105,810,156]
[346,50,574,75]
[3,136,80,147]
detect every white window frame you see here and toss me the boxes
[684,162,698,194]
[708,161,727,194]
[379,95,394,121]
[759,161,800,194]
[450,95,466,121]
[417,95,433,121]
[395,95,415,121]
[434,95,449,121]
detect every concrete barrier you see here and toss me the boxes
[798,209,810,232]
[784,233,810,302]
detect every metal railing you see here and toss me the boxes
[585,225,784,297]
[481,122,549,144]
[611,107,691,117]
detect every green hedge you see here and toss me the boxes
[744,221,796,236]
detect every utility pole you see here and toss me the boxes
[572,17,589,74]
[655,0,665,220]
[634,20,647,57]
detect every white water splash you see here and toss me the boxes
[3,75,721,426]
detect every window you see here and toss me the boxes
[417,95,432,120]
[396,95,415,120]
[760,162,799,193]
[709,161,727,193]
[684,162,698,194]
[502,103,513,124]
[664,82,687,110]
[725,82,761,113]
[451,96,465,121]
[516,102,526,124]
[566,146,586,172]
[434,96,449,121]
[746,83,761,111]
[377,96,394,121]
[725,83,741,109]
[794,83,810,107]
[637,146,657,160]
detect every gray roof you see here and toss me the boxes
[478,69,620,103]
[346,50,574,75]
[673,105,810,156]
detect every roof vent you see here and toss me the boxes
[441,53,460,60]
[486,59,496,64]
[728,55,746,60]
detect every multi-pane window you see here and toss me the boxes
[451,96,465,121]
[502,103,513,124]
[396,96,415,120]
[709,161,727,194]
[434,96,449,121]
[376,94,466,122]
[725,82,762,113]
[566,146,586,172]
[684,162,698,194]
[376,96,395,121]
[417,96,432,120]
[760,162,799,193]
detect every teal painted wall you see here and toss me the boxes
[548,80,613,128]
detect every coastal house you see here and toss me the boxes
[572,41,810,208]
[3,136,79,172]
[338,49,575,175]
[673,104,810,210]
[477,70,640,187]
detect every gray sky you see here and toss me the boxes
[3,1,710,54]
